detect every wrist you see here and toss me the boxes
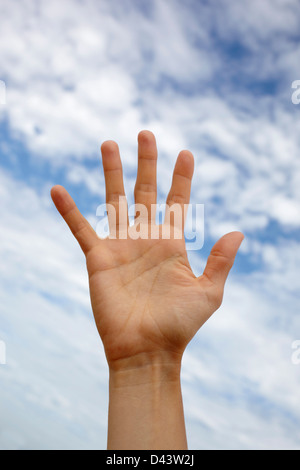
[108,351,183,387]
[107,350,187,450]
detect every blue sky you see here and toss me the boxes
[0,0,300,449]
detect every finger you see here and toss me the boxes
[202,231,244,297]
[165,150,194,229]
[134,130,158,222]
[101,140,128,235]
[51,185,99,255]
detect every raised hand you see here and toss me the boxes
[51,130,244,372]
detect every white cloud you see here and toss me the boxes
[270,196,300,226]
[182,271,300,449]
[0,168,109,449]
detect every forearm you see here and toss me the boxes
[107,352,187,450]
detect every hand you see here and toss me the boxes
[51,130,244,371]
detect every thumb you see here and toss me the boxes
[203,231,244,290]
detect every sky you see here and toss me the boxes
[0,0,300,450]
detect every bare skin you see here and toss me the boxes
[51,130,244,450]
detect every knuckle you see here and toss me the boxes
[168,194,186,205]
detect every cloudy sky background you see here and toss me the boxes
[0,0,300,449]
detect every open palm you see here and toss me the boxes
[51,131,243,369]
